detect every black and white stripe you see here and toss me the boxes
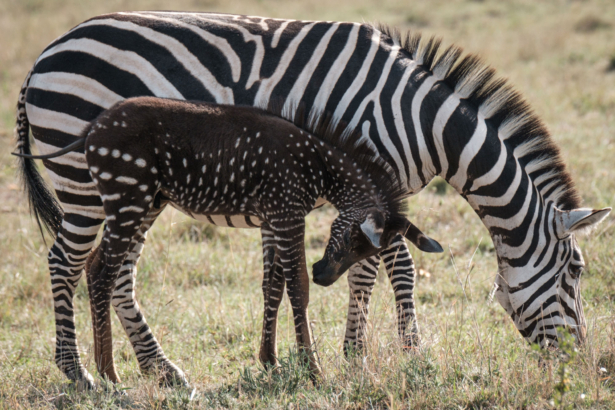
[15,12,610,385]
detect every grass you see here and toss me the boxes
[0,0,614,408]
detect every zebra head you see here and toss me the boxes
[494,206,611,347]
[312,208,443,287]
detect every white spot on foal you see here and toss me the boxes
[119,206,144,213]
[101,193,121,201]
[116,176,138,185]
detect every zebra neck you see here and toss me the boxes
[400,87,561,264]
[439,121,554,265]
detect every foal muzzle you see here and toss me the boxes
[312,258,344,287]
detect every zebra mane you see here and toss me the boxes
[262,99,409,217]
[376,24,582,210]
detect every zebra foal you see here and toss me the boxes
[26,96,441,384]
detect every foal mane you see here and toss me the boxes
[262,100,410,218]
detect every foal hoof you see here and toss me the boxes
[309,366,323,386]
[259,354,280,372]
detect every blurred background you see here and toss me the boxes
[0,0,614,408]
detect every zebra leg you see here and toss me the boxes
[343,255,380,356]
[259,225,285,368]
[381,235,420,349]
[105,204,187,386]
[49,212,103,389]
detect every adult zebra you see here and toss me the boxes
[15,12,610,387]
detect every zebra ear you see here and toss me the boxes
[402,219,444,253]
[360,209,385,248]
[555,207,611,237]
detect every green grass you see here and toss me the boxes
[0,0,614,408]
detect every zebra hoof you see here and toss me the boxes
[68,369,97,391]
[158,365,189,388]
[112,387,128,396]
[342,341,365,358]
[75,378,97,391]
[402,334,421,351]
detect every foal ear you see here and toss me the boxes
[360,208,385,248]
[401,219,444,253]
[555,207,611,237]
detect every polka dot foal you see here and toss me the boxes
[36,96,441,385]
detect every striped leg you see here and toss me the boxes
[87,189,155,383]
[343,236,419,354]
[88,226,140,383]
[49,212,103,388]
[272,220,321,379]
[107,205,187,386]
[343,255,380,355]
[381,235,420,349]
[259,225,285,367]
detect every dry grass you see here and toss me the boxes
[0,0,614,408]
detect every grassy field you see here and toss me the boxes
[1,0,614,408]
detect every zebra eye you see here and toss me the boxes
[569,265,584,279]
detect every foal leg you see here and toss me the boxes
[87,188,156,383]
[381,235,420,349]
[86,146,161,383]
[272,220,321,379]
[88,218,147,384]
[259,225,285,368]
[109,205,187,386]
[343,255,380,355]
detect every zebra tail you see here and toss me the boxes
[14,70,64,240]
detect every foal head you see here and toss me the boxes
[304,125,442,287]
[312,203,443,286]
[257,102,443,287]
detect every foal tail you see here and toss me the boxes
[14,70,64,239]
[12,138,86,160]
